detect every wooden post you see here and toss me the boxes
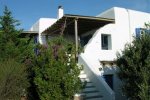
[75,18,78,60]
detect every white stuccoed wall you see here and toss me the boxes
[30,21,39,32]
[127,9,150,42]
[80,7,150,100]
[30,18,57,44]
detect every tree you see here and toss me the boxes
[116,24,150,100]
[0,6,34,62]
[0,6,32,99]
[33,36,82,100]
[0,6,21,59]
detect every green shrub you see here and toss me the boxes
[116,23,150,100]
[0,59,29,100]
[33,36,82,100]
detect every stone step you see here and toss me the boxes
[85,95,103,100]
[85,85,95,88]
[79,71,103,100]
[80,78,90,82]
[85,82,94,87]
[82,85,99,92]
[84,91,100,98]
[82,90,99,94]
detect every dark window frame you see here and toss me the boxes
[101,34,111,50]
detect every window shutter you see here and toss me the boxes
[34,35,38,55]
[34,36,38,43]
[135,28,141,38]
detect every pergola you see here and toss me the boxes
[42,14,115,57]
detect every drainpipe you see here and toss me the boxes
[126,9,132,42]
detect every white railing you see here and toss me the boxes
[78,54,115,100]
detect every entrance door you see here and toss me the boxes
[103,74,113,90]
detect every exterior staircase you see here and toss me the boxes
[79,71,103,100]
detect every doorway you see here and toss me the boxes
[103,74,113,90]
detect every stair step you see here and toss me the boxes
[85,95,103,100]
[82,87,97,92]
[85,85,95,88]
[84,91,100,97]
[82,90,99,94]
[85,82,94,87]
[80,78,90,82]
[79,71,103,100]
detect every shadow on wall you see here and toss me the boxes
[101,64,117,90]
[79,29,98,47]
[101,64,126,100]
[102,64,117,74]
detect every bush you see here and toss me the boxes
[116,24,150,99]
[0,59,29,100]
[33,36,82,100]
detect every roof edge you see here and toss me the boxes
[64,14,115,22]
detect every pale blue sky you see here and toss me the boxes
[0,0,150,30]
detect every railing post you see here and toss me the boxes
[74,18,78,60]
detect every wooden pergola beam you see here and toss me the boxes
[75,18,78,59]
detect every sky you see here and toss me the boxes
[0,0,150,30]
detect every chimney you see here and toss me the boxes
[57,6,64,19]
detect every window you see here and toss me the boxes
[101,34,111,50]
[135,28,150,38]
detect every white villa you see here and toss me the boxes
[27,6,150,100]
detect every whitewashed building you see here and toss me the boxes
[29,6,150,100]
